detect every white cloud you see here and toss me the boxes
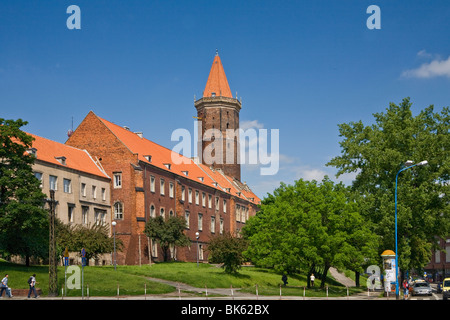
[402,54,450,78]
[240,120,264,130]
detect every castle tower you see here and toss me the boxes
[195,51,242,181]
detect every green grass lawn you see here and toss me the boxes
[0,260,366,297]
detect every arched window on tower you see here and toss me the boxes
[114,202,123,220]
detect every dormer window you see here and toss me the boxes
[182,171,188,176]
[211,92,216,97]
[27,148,37,157]
[198,177,204,182]
[144,155,152,162]
[55,156,66,165]
[164,163,171,170]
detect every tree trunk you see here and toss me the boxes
[355,271,360,287]
[25,255,30,267]
[320,264,330,289]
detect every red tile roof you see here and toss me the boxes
[26,132,110,179]
[203,53,233,98]
[95,114,260,204]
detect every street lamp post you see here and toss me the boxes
[394,160,428,299]
[195,232,200,267]
[112,221,117,271]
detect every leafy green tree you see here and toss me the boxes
[57,223,122,264]
[207,232,248,274]
[144,216,190,261]
[327,98,449,276]
[243,177,377,288]
[0,119,48,266]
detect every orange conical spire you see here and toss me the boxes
[203,50,233,98]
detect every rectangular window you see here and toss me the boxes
[215,197,219,211]
[220,218,224,235]
[188,188,192,203]
[181,186,185,201]
[446,246,450,263]
[101,211,106,225]
[101,188,106,201]
[223,199,227,213]
[49,175,58,191]
[211,216,215,233]
[113,173,122,188]
[169,182,174,198]
[150,176,155,192]
[198,213,203,231]
[92,185,97,199]
[68,205,74,223]
[160,179,165,196]
[202,192,206,207]
[185,211,190,229]
[195,190,199,205]
[208,194,212,208]
[63,178,71,193]
[81,183,86,197]
[236,205,241,222]
[199,244,204,260]
[82,206,89,225]
[34,172,43,188]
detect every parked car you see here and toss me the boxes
[442,278,450,300]
[411,282,432,296]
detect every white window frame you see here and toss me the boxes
[150,175,155,192]
[63,178,72,193]
[113,172,122,189]
[114,202,123,220]
[198,213,203,231]
[49,175,58,191]
[185,211,190,228]
[160,179,165,196]
[169,182,174,198]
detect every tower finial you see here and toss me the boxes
[215,48,219,56]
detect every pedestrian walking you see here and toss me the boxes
[27,274,39,298]
[310,273,315,287]
[282,274,288,286]
[402,279,409,300]
[0,274,13,298]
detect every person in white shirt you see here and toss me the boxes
[0,274,13,298]
[27,274,39,298]
[310,273,315,287]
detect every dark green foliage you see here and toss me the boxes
[207,232,248,274]
[327,98,450,272]
[56,221,123,263]
[0,118,48,265]
[144,216,190,261]
[243,177,378,288]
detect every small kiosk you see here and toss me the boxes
[381,250,397,295]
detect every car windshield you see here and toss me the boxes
[415,283,429,287]
[444,280,450,287]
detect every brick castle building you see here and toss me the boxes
[66,53,260,265]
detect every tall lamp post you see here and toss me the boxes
[394,160,428,299]
[195,232,200,267]
[112,221,117,271]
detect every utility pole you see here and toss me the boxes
[48,190,58,296]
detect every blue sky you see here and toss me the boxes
[1,0,450,198]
